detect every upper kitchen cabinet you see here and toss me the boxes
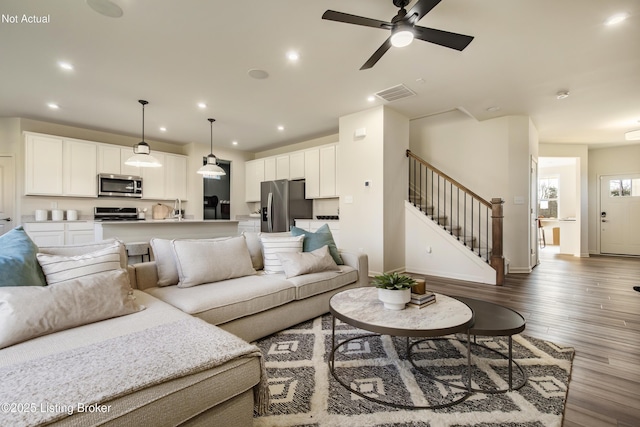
[276,155,290,180]
[304,144,338,199]
[264,157,276,182]
[163,154,187,201]
[24,133,96,197]
[289,152,305,180]
[140,153,188,201]
[245,159,265,202]
[98,144,142,177]
[25,133,63,195]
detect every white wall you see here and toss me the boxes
[409,111,536,273]
[338,106,408,275]
[588,144,640,254]
[539,143,588,257]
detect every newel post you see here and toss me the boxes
[490,198,505,286]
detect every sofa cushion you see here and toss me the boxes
[0,226,46,287]
[38,238,128,269]
[291,224,343,265]
[36,242,123,285]
[276,245,340,279]
[145,274,296,325]
[260,235,304,274]
[286,265,358,300]
[173,236,256,288]
[0,269,144,349]
[242,231,264,270]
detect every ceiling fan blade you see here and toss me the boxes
[322,10,392,30]
[360,37,393,70]
[413,26,474,51]
[406,0,442,23]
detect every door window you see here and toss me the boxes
[609,178,640,197]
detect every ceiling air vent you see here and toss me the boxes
[375,84,416,102]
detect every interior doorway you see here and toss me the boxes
[530,157,538,267]
[0,156,16,236]
[203,160,231,220]
[600,174,640,256]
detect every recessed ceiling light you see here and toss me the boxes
[486,106,501,112]
[277,125,284,131]
[248,69,269,79]
[232,141,238,146]
[556,90,570,100]
[605,13,629,26]
[57,61,73,71]
[286,51,300,62]
[47,103,60,110]
[197,102,207,109]
[159,127,167,132]
[367,96,375,102]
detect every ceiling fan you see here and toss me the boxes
[322,0,474,70]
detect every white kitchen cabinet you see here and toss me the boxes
[290,152,305,180]
[164,154,187,200]
[264,158,276,182]
[65,221,96,245]
[141,152,166,200]
[25,133,96,197]
[276,155,290,180]
[25,134,64,195]
[304,149,320,199]
[63,139,97,197]
[97,144,122,174]
[25,221,95,246]
[319,145,337,197]
[238,218,260,234]
[245,159,265,202]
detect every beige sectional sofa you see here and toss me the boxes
[0,229,368,427]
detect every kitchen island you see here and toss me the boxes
[94,220,239,244]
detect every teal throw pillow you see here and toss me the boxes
[291,224,343,265]
[0,226,47,287]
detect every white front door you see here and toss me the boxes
[600,174,640,255]
[0,156,16,236]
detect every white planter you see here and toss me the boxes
[377,288,411,310]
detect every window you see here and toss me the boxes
[609,178,640,197]
[538,177,558,218]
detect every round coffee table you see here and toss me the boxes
[329,287,474,409]
[453,296,527,392]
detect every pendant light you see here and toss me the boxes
[125,99,161,168]
[197,118,226,177]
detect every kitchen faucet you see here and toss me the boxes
[174,198,182,221]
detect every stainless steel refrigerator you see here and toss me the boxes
[261,180,312,232]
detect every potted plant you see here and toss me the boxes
[372,273,417,310]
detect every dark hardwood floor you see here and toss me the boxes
[408,248,640,427]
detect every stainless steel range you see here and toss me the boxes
[94,207,142,221]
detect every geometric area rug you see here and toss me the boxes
[253,314,575,427]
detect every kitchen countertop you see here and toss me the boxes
[96,219,238,224]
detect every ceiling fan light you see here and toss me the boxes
[391,28,414,47]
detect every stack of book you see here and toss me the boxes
[407,291,436,309]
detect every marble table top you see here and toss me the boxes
[330,287,474,337]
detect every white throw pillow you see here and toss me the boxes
[276,245,341,278]
[37,238,128,269]
[36,243,123,285]
[0,269,144,349]
[260,235,304,274]
[172,236,256,288]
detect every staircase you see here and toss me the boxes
[406,150,505,285]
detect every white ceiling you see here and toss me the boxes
[1,0,639,152]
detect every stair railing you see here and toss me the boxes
[406,150,504,285]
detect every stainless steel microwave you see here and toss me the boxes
[97,174,143,198]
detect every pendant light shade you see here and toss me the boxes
[125,99,161,168]
[197,118,226,177]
